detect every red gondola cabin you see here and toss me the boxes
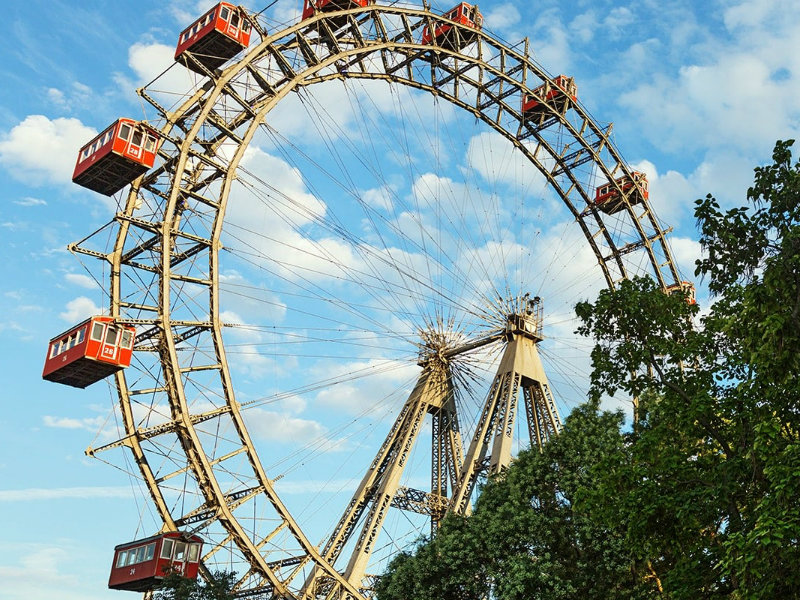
[42,316,135,389]
[72,119,160,196]
[421,3,483,51]
[302,0,374,26]
[109,532,203,592]
[593,172,649,215]
[666,281,697,305]
[522,75,577,123]
[175,2,252,74]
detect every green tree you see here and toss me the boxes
[153,570,237,600]
[575,140,800,598]
[378,141,800,600]
[376,402,660,600]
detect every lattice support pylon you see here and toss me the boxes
[302,353,462,596]
[449,303,562,515]
[431,390,464,532]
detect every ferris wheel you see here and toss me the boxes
[44,1,686,598]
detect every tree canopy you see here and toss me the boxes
[377,140,800,599]
[153,570,236,600]
[375,402,659,600]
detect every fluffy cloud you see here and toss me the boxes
[634,151,757,230]
[114,41,198,105]
[127,42,178,83]
[59,296,103,323]
[482,3,521,33]
[42,415,106,431]
[244,408,329,444]
[528,9,572,72]
[45,82,94,113]
[0,116,96,186]
[64,273,96,289]
[466,131,550,192]
[361,185,395,212]
[313,357,418,415]
[668,236,702,281]
[618,3,800,158]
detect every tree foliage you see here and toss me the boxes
[153,570,237,600]
[376,402,660,600]
[377,140,800,599]
[575,140,800,598]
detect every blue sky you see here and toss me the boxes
[1,0,799,599]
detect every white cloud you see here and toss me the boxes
[483,3,521,32]
[14,197,47,206]
[0,544,126,600]
[723,0,783,31]
[634,151,756,228]
[603,6,635,34]
[45,82,94,113]
[314,358,417,415]
[46,87,66,106]
[0,115,96,186]
[618,7,800,157]
[262,80,360,144]
[43,415,106,432]
[59,296,103,323]
[0,547,76,590]
[226,343,278,378]
[529,10,571,72]
[569,10,597,44]
[224,146,366,284]
[0,487,132,501]
[127,41,178,83]
[64,273,96,289]
[362,185,395,212]
[114,41,198,109]
[219,272,288,326]
[668,236,702,281]
[466,130,550,193]
[245,408,329,444]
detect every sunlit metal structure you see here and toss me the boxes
[65,2,685,599]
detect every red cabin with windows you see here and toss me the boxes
[593,172,649,215]
[175,2,251,74]
[109,532,204,592]
[666,281,697,305]
[302,0,374,25]
[421,3,483,50]
[522,75,577,123]
[72,119,160,196]
[42,316,135,389]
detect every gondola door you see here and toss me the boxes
[224,6,241,38]
[126,127,144,161]
[167,539,189,576]
[100,325,120,362]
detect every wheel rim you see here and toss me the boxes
[78,5,681,598]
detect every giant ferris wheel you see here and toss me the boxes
[51,1,684,598]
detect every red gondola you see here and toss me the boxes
[666,281,697,305]
[421,2,483,50]
[108,532,204,592]
[42,316,135,389]
[301,0,374,27]
[522,75,577,123]
[175,2,251,74]
[593,172,649,215]
[72,119,160,196]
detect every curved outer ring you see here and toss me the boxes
[105,4,681,598]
